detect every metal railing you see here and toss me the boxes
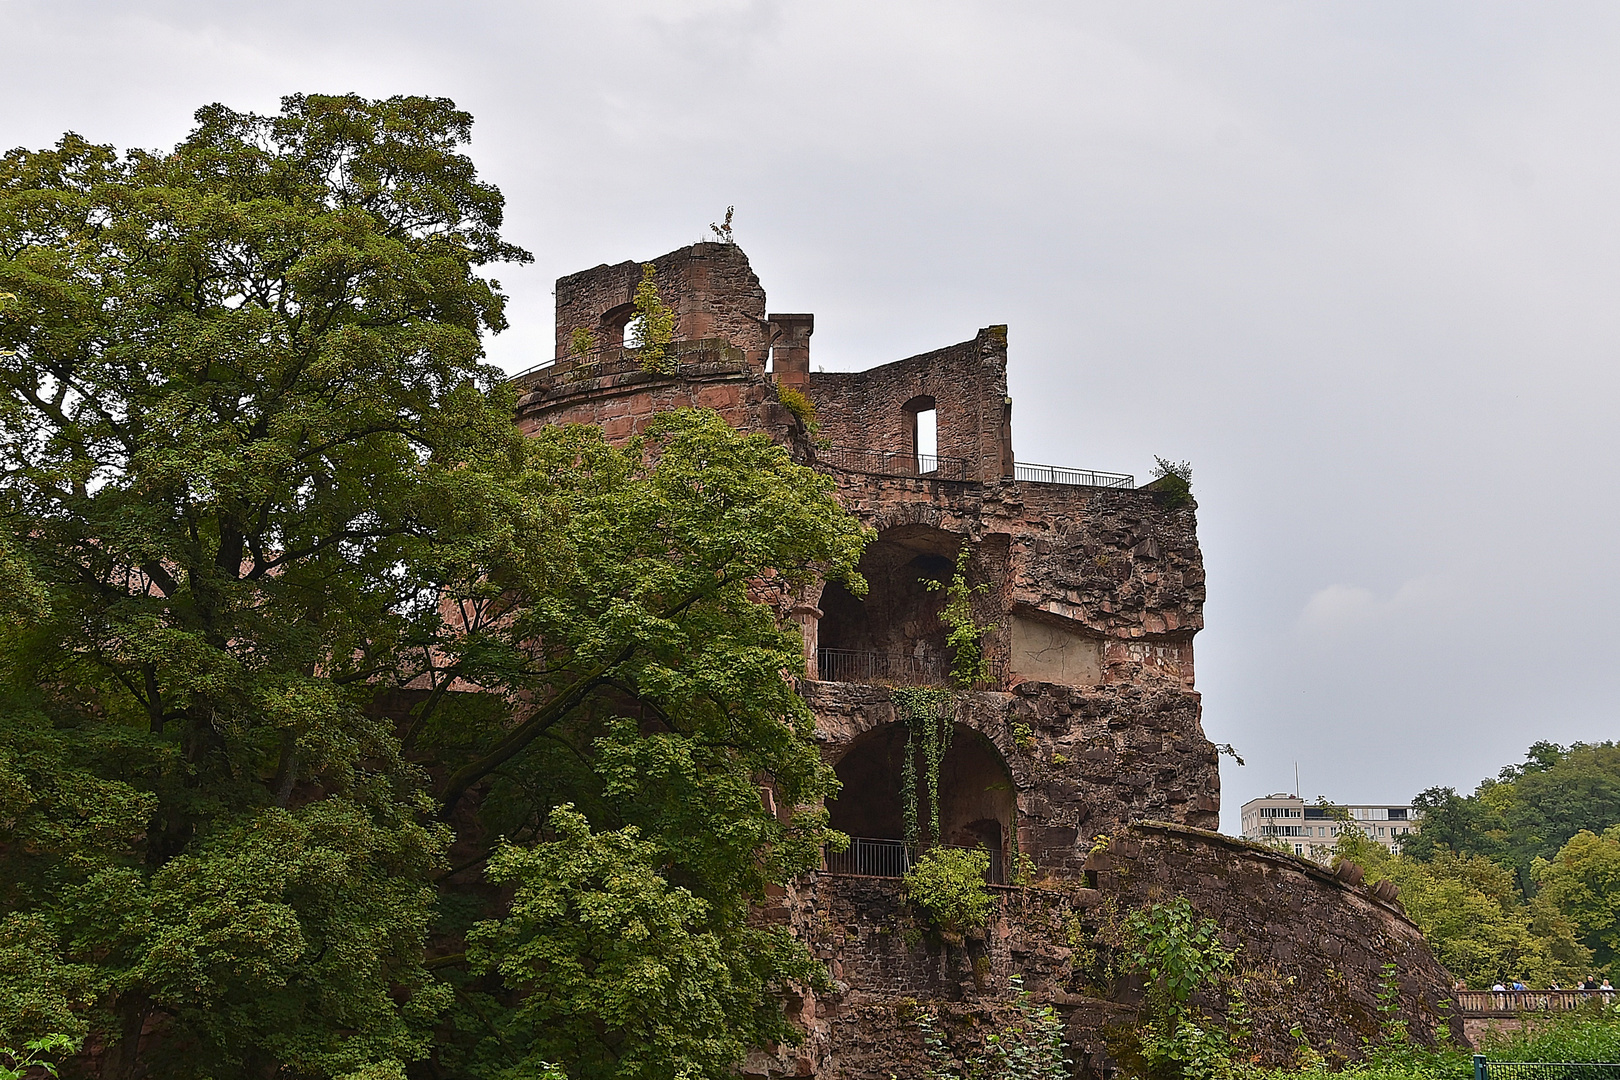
[1015,461,1135,489]
[1457,990,1618,1015]
[1476,1058,1620,1080]
[817,445,969,481]
[508,339,743,384]
[816,648,945,686]
[822,837,1007,885]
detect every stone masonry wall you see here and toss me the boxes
[512,341,811,453]
[807,681,1220,859]
[818,475,1204,688]
[809,327,1013,482]
[552,242,770,364]
[760,824,1458,1079]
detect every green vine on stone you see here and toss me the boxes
[627,262,676,374]
[892,686,957,846]
[926,544,995,688]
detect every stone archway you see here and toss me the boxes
[825,720,1016,881]
[817,525,961,685]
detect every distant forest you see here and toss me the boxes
[1336,741,1620,988]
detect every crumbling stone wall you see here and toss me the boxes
[815,475,1204,689]
[515,241,1460,1080]
[512,341,812,453]
[808,681,1217,868]
[809,327,1013,481]
[553,242,770,363]
[760,824,1458,1079]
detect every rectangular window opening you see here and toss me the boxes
[915,408,938,474]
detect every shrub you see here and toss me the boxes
[1151,457,1194,509]
[904,847,995,942]
[776,385,818,430]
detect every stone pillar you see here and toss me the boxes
[768,313,814,390]
[790,601,823,680]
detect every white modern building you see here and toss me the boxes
[1239,793,1421,862]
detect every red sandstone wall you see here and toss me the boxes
[760,824,1458,1079]
[513,343,809,451]
[553,242,770,364]
[806,679,1219,863]
[809,327,1012,482]
[821,475,1204,688]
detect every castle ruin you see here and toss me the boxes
[512,242,1458,1078]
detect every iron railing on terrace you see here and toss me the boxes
[1014,461,1135,489]
[823,836,1007,885]
[816,648,945,687]
[817,445,969,481]
[1475,1059,1620,1080]
[1456,990,1618,1015]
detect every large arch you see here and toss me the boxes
[825,720,1016,882]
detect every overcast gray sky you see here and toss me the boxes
[7,1,1618,831]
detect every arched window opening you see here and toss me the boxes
[597,303,636,349]
[824,722,1015,883]
[622,314,646,348]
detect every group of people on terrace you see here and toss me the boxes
[1480,977,1613,992]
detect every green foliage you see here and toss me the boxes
[917,975,1069,1080]
[1247,1005,1620,1080]
[1350,740,1620,983]
[466,806,822,1080]
[0,92,527,1076]
[1404,741,1620,891]
[398,409,869,1078]
[627,262,676,374]
[0,93,871,1080]
[1123,897,1236,1008]
[1476,1004,1620,1061]
[1331,833,1586,988]
[1136,1013,1239,1080]
[903,846,996,941]
[571,326,597,360]
[1533,826,1620,976]
[1151,458,1194,509]
[891,686,957,846]
[1121,897,1240,1080]
[0,1034,78,1080]
[926,544,995,688]
[776,385,818,430]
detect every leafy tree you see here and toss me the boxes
[0,92,869,1080]
[0,91,526,1078]
[1403,742,1620,892]
[1533,826,1620,977]
[422,409,867,1078]
[463,806,821,1080]
[0,1034,79,1080]
[1332,834,1588,987]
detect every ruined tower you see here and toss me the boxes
[512,242,1458,1078]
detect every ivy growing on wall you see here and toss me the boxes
[926,544,995,688]
[892,686,957,846]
